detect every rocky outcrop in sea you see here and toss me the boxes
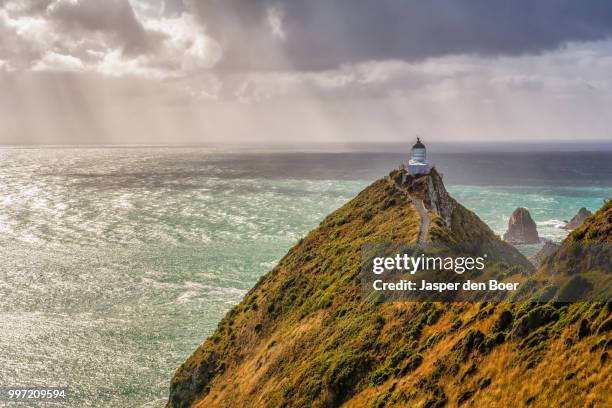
[563,207,592,230]
[503,207,539,244]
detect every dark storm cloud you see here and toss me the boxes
[48,0,161,55]
[1,0,53,15]
[190,0,612,70]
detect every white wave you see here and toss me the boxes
[176,290,198,304]
[536,219,566,229]
[259,260,278,270]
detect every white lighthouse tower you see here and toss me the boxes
[408,137,430,175]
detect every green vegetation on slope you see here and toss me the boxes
[541,199,612,298]
[567,199,612,244]
[168,175,611,408]
[169,178,422,407]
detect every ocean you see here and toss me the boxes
[0,147,610,407]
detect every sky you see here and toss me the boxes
[1,0,612,146]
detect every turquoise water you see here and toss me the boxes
[447,185,611,257]
[0,148,610,407]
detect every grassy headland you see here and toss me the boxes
[168,172,611,408]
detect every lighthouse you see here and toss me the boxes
[408,137,430,175]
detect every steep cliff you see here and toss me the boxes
[168,173,611,408]
[399,168,532,268]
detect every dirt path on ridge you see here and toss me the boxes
[410,196,430,246]
[389,179,430,246]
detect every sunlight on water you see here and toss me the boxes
[0,148,366,407]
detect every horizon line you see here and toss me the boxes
[2,140,612,153]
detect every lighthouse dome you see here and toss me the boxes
[410,137,427,163]
[412,137,425,149]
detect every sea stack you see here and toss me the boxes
[503,207,539,244]
[563,207,592,230]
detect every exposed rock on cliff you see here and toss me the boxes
[428,171,454,230]
[563,207,593,230]
[503,207,539,244]
[399,169,529,267]
[403,168,456,230]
